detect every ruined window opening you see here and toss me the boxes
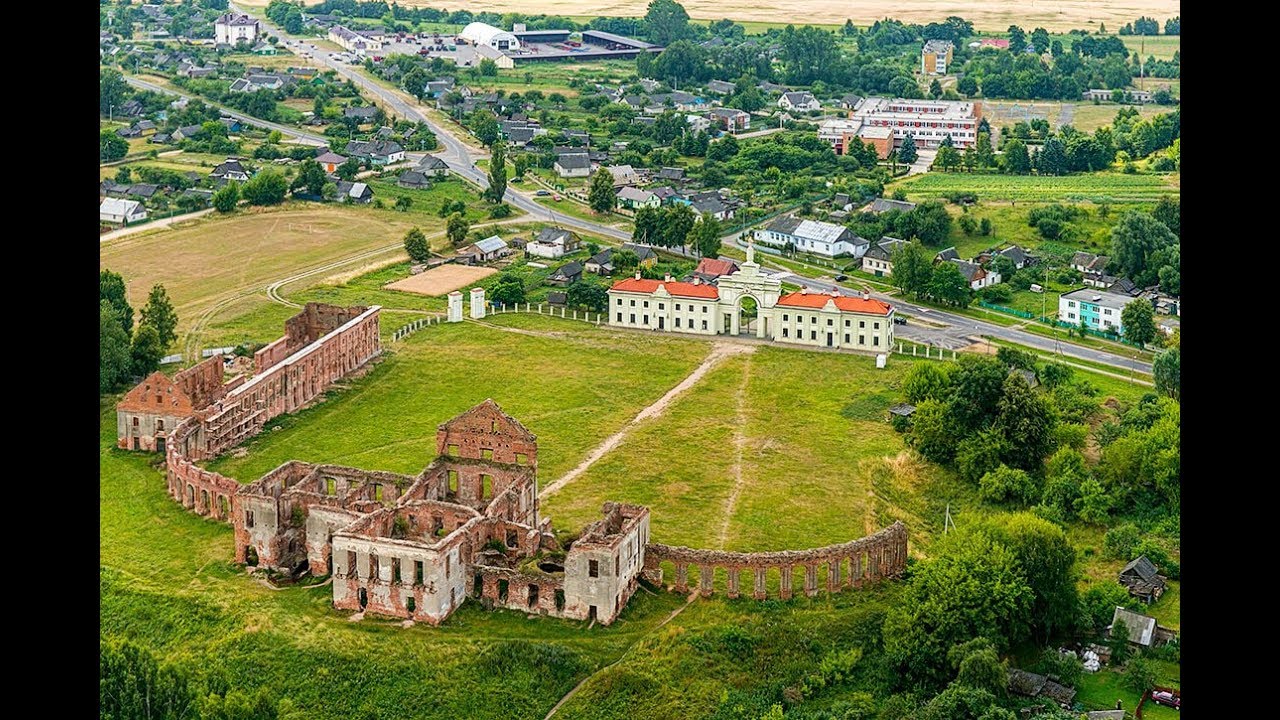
[474,573,483,597]
[392,560,402,584]
[498,579,509,602]
[481,474,493,499]
[358,587,368,609]
[374,484,383,501]
[588,605,597,622]
[415,561,425,585]
[516,452,528,465]
[589,559,599,578]
[615,556,620,576]
[448,470,458,493]
[506,530,517,548]
[481,448,494,461]
[451,587,457,608]
[406,596,416,614]
[156,420,164,431]
[445,554,451,578]
[369,555,379,581]
[244,546,259,566]
[447,444,459,456]
[528,584,539,608]
[491,420,498,432]
[134,437,140,450]
[347,550,357,578]
[245,510,255,528]
[555,589,566,611]
[132,416,140,427]
[326,477,335,495]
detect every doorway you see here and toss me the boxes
[358,587,368,609]
[658,316,665,330]
[826,332,833,347]
[738,296,758,335]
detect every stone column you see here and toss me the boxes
[730,308,740,336]
[753,568,767,600]
[470,287,486,319]
[698,565,714,597]
[726,567,740,599]
[675,563,689,593]
[851,551,862,588]
[804,564,818,598]
[868,545,880,582]
[780,566,793,600]
[827,560,841,592]
[447,291,463,322]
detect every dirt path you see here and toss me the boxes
[715,355,754,549]
[99,209,214,244]
[539,342,757,501]
[543,592,699,720]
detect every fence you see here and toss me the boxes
[722,193,832,237]
[894,341,957,361]
[977,300,1035,319]
[975,302,1144,347]
[201,346,237,358]
[390,304,607,343]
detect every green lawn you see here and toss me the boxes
[893,172,1179,203]
[935,202,1121,260]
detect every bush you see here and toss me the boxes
[958,215,977,235]
[1033,648,1083,688]
[1103,524,1141,560]
[1053,423,1088,450]
[980,284,1013,303]
[979,465,1037,505]
[488,203,513,218]
[1078,583,1131,632]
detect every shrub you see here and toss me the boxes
[979,465,1037,505]
[980,284,1012,303]
[1053,423,1088,450]
[1103,523,1141,559]
[488,203,513,218]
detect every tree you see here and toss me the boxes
[956,428,1010,484]
[567,282,609,312]
[1108,618,1132,665]
[1035,136,1068,175]
[241,170,288,206]
[1007,25,1027,54]
[446,212,469,246]
[212,182,240,213]
[394,195,412,212]
[1151,196,1180,237]
[898,135,918,164]
[403,227,430,263]
[478,58,498,76]
[902,362,952,404]
[100,269,134,336]
[291,160,327,196]
[955,645,1007,696]
[588,168,616,213]
[882,528,1034,689]
[336,157,361,181]
[979,465,1037,505]
[632,206,663,245]
[957,75,978,97]
[1003,139,1030,174]
[130,325,165,377]
[994,373,1057,470]
[973,132,995,168]
[1029,27,1050,54]
[489,273,526,306]
[689,216,723,258]
[99,640,198,720]
[1121,299,1156,347]
[1153,347,1180,400]
[612,248,640,275]
[644,0,691,45]
[139,285,178,349]
[485,141,508,203]
[1124,657,1158,695]
[100,68,131,116]
[100,130,129,162]
[950,355,1006,430]
[660,204,697,250]
[469,112,500,146]
[100,300,132,393]
[929,79,943,99]
[929,262,972,308]
[912,201,953,246]
[1042,447,1089,516]
[985,514,1079,642]
[934,144,960,172]
[1110,211,1177,287]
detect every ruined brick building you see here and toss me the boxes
[129,302,907,628]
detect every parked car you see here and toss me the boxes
[553,194,562,201]
[535,189,550,196]
[833,274,848,282]
[893,316,907,325]
[1151,690,1180,709]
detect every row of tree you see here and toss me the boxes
[100,271,178,394]
[630,204,723,258]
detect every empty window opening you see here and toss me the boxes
[445,554,451,578]
[347,550,357,578]
[132,416,139,427]
[358,587,368,609]
[481,448,494,461]
[326,477,335,495]
[406,597,416,614]
[498,579,509,602]
[615,556,620,576]
[588,605,598,622]
[156,420,164,431]
[589,559,599,578]
[528,584,539,608]
[506,531,518,548]
[481,474,493,499]
[392,560,401,584]
[474,573,484,598]
[374,484,383,502]
[555,589,566,611]
[491,420,498,432]
[447,444,459,456]
[447,470,458,493]
[416,561,425,586]
[516,452,528,465]
[244,546,259,566]
[245,510,255,528]
[369,555,379,581]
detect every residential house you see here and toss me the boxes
[1070,251,1109,273]
[119,99,143,118]
[997,245,1032,269]
[758,81,789,95]
[690,195,733,221]
[100,198,148,224]
[950,259,1000,290]
[215,12,259,46]
[607,165,642,188]
[832,193,852,211]
[921,39,954,75]
[861,237,907,277]
[1108,277,1139,296]
[586,245,657,275]
[417,156,451,177]
[345,140,405,165]
[651,186,684,206]
[706,80,736,95]
[709,108,750,133]
[116,125,142,139]
[1118,556,1168,604]
[210,159,249,182]
[840,93,863,109]
[424,78,456,98]
[638,78,662,93]
[217,117,243,133]
[335,181,373,204]
[149,132,172,145]
[655,167,686,183]
[755,216,869,259]
[344,106,382,123]
[548,261,584,287]
[526,228,580,259]
[866,198,917,214]
[252,41,278,56]
[554,152,592,178]
[173,125,203,142]
[180,188,214,207]
[470,235,510,263]
[1006,669,1077,710]
[125,184,160,201]
[934,247,960,263]
[692,257,739,284]
[779,91,820,112]
[617,187,660,209]
[316,150,348,174]
[397,170,432,189]
[685,114,712,133]
[1058,288,1133,335]
[1109,607,1177,648]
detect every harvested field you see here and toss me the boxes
[385,264,497,296]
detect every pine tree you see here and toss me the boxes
[898,135,918,164]
[139,284,178,349]
[485,141,508,203]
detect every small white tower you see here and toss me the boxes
[447,291,463,322]
[470,287,486,319]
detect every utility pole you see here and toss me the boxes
[943,504,956,534]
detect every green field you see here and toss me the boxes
[894,172,1179,203]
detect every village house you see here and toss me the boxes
[397,170,432,190]
[709,108,750,134]
[210,158,250,183]
[617,187,660,209]
[526,227,580,259]
[345,140,405,166]
[1118,556,1168,603]
[1110,607,1178,648]
[316,150,348,174]
[100,197,148,225]
[548,261,584,287]
[860,237,907,277]
[779,91,821,112]
[335,181,374,204]
[950,259,1001,290]
[215,13,259,46]
[554,151,592,178]
[755,216,869,259]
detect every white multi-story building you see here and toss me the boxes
[1058,289,1135,335]
[215,13,259,46]
[921,40,954,75]
[754,215,869,259]
[607,243,894,352]
[847,97,983,149]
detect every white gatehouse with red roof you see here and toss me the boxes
[606,242,895,352]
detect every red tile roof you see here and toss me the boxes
[776,291,893,315]
[695,257,739,277]
[610,277,719,299]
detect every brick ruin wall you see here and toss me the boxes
[256,303,368,374]
[642,521,908,600]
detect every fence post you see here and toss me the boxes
[952,350,957,360]
[912,346,917,357]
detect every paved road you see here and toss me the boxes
[100,208,213,243]
[123,75,326,146]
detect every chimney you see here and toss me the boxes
[830,288,840,297]
[635,269,642,280]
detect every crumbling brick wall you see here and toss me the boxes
[257,303,368,374]
[642,521,908,600]
[476,565,567,618]
[436,398,539,467]
[562,503,650,625]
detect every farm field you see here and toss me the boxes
[385,263,497,296]
[935,201,1120,259]
[240,0,1180,33]
[980,100,1170,133]
[893,172,1179,203]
